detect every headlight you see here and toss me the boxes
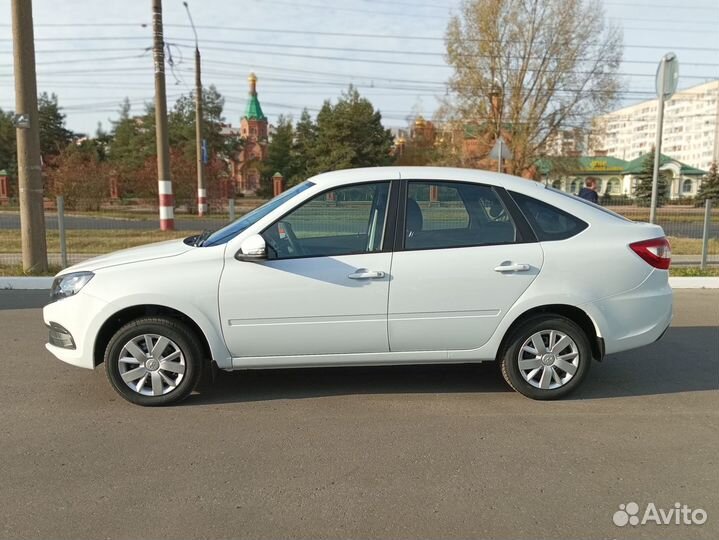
[50,271,94,302]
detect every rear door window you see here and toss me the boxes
[510,192,588,241]
[404,181,518,250]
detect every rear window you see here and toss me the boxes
[547,187,631,222]
[510,192,588,241]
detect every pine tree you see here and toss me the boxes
[37,92,73,159]
[633,148,668,207]
[288,109,317,186]
[696,161,719,203]
[308,86,394,177]
[260,115,294,196]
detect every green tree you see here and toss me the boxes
[169,84,228,157]
[696,161,719,203]
[38,92,73,159]
[309,86,394,176]
[633,148,668,207]
[288,108,317,186]
[444,0,622,175]
[260,115,295,196]
[0,108,17,178]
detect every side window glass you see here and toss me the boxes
[405,181,517,250]
[263,182,390,259]
[510,191,588,241]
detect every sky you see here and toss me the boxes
[1,0,718,136]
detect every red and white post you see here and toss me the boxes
[197,187,207,216]
[159,179,174,231]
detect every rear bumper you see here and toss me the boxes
[582,270,672,355]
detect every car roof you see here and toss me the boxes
[307,166,548,196]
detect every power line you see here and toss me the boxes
[1,27,718,51]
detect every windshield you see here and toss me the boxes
[202,181,315,247]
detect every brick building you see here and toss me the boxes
[230,73,268,194]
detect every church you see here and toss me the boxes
[228,73,268,195]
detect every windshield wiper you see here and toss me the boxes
[193,228,214,247]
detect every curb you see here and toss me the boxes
[1,277,54,290]
[2,276,719,290]
[668,277,719,289]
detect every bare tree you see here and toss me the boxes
[445,0,623,175]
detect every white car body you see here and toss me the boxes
[43,167,672,402]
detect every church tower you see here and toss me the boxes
[238,73,268,193]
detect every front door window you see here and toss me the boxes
[263,182,391,259]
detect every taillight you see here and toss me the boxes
[629,237,671,269]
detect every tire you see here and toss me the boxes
[500,315,591,400]
[105,316,204,406]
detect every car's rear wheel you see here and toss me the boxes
[500,315,591,400]
[105,317,203,406]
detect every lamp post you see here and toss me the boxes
[183,1,206,216]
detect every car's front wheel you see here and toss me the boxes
[105,317,203,406]
[500,315,591,400]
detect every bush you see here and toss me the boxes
[45,143,109,211]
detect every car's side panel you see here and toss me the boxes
[387,243,544,351]
[219,252,393,358]
[71,246,231,369]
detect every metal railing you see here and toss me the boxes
[0,195,716,270]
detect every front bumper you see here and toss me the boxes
[43,291,109,369]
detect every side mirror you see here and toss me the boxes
[235,234,267,262]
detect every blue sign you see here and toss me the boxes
[201,139,208,164]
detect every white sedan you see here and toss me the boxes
[44,167,672,405]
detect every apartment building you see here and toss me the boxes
[590,80,719,171]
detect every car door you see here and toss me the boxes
[388,179,543,352]
[219,180,396,358]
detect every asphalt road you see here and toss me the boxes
[0,289,717,540]
[1,211,717,238]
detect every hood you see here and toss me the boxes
[60,238,194,274]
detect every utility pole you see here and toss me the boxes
[11,0,47,273]
[152,0,174,230]
[183,1,206,216]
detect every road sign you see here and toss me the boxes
[655,52,679,100]
[650,52,679,224]
[489,137,513,160]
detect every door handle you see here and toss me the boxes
[494,263,531,273]
[348,269,386,280]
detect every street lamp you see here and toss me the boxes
[183,1,206,216]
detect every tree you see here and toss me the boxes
[696,161,719,203]
[309,86,394,176]
[168,84,227,157]
[288,109,317,186]
[260,115,294,196]
[444,0,623,175]
[107,98,155,174]
[38,92,73,159]
[633,148,668,207]
[0,108,17,178]
[46,142,110,211]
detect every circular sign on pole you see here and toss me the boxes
[656,52,679,100]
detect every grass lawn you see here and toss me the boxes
[668,266,719,277]
[667,236,719,256]
[0,229,191,254]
